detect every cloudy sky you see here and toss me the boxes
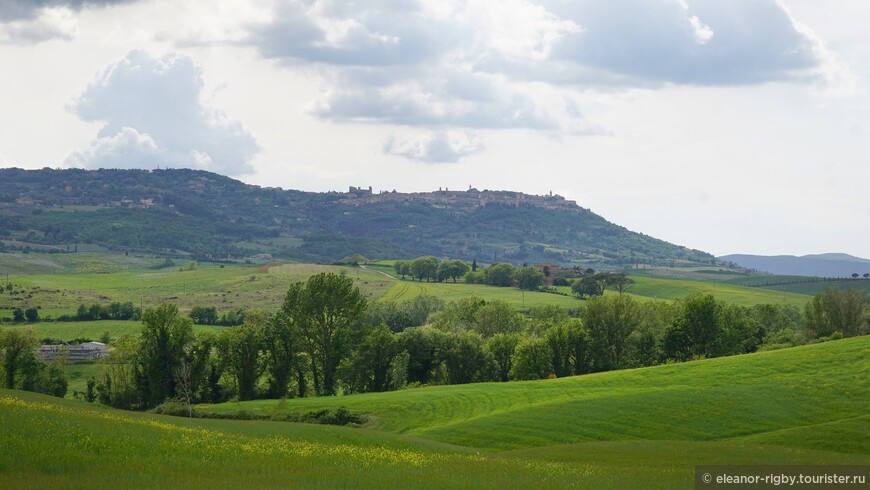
[2,0,868,258]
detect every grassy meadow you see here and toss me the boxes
[197,335,870,453]
[621,275,811,308]
[2,336,868,489]
[1,261,394,318]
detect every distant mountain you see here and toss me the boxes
[0,167,715,268]
[720,253,870,277]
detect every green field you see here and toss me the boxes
[624,275,812,308]
[1,262,394,316]
[3,320,227,342]
[3,336,868,489]
[198,336,870,453]
[724,276,870,296]
[380,280,580,310]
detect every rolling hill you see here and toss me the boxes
[3,336,868,489]
[0,167,714,268]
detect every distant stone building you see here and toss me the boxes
[38,342,107,362]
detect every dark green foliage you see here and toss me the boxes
[218,312,267,401]
[396,327,442,384]
[67,302,140,322]
[510,337,553,380]
[24,308,39,323]
[365,295,444,332]
[12,308,24,323]
[546,320,590,377]
[484,263,515,287]
[189,305,219,325]
[0,327,67,397]
[280,407,367,426]
[1,327,37,388]
[341,325,398,394]
[485,333,520,382]
[473,300,522,338]
[410,256,439,282]
[280,273,367,396]
[664,294,722,361]
[264,310,297,398]
[515,266,545,291]
[136,304,195,408]
[803,287,870,338]
[584,295,643,370]
[438,331,490,385]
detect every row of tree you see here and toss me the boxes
[394,256,552,291]
[86,270,870,411]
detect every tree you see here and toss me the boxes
[546,319,589,377]
[341,325,397,393]
[485,263,515,287]
[410,256,439,282]
[607,274,635,294]
[663,294,721,362]
[12,308,24,323]
[473,300,523,337]
[393,260,410,279]
[515,266,545,291]
[136,304,195,408]
[471,259,478,272]
[438,259,470,283]
[285,272,367,396]
[485,333,520,382]
[218,311,267,401]
[852,273,860,280]
[583,295,642,370]
[24,308,39,323]
[1,327,38,388]
[510,337,553,380]
[803,287,869,338]
[387,350,410,390]
[439,331,490,384]
[431,296,487,332]
[265,297,299,398]
[571,275,603,298]
[395,327,442,384]
[189,306,218,325]
[96,335,140,409]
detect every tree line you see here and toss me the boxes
[76,273,869,413]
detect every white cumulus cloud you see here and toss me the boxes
[384,130,483,163]
[65,50,259,175]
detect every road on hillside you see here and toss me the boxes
[359,265,397,280]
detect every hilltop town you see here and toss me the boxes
[339,186,581,212]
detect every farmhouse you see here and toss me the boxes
[38,342,107,362]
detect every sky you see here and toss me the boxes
[1,0,869,258]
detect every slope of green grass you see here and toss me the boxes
[4,337,868,489]
[0,390,625,489]
[625,275,811,308]
[3,320,227,342]
[200,336,870,453]
[380,280,580,310]
[725,276,870,296]
[1,263,393,315]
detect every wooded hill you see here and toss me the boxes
[0,168,714,268]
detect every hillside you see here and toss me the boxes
[721,253,870,277]
[3,337,867,489]
[198,336,870,453]
[0,168,714,268]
